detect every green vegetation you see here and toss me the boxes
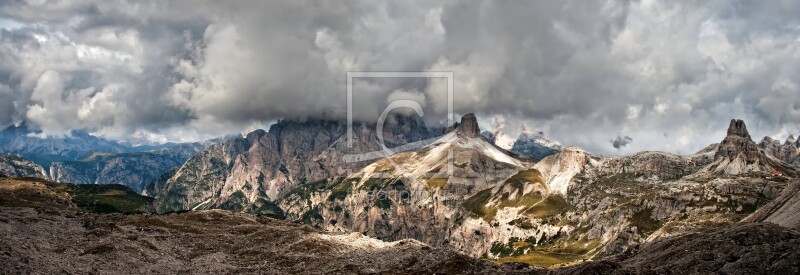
[463,169,568,221]
[495,251,588,268]
[51,182,153,213]
[426,178,448,189]
[374,197,392,209]
[328,178,356,201]
[491,233,602,268]
[523,195,569,219]
[630,207,662,235]
[301,208,323,224]
[278,177,334,207]
[250,198,286,219]
[463,188,494,219]
[219,191,248,212]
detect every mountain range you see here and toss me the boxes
[760,134,800,166]
[153,115,446,216]
[2,114,800,269]
[0,123,205,193]
[141,114,800,267]
[481,123,563,161]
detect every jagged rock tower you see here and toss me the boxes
[715,119,762,163]
[457,113,480,138]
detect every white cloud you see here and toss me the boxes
[0,0,798,154]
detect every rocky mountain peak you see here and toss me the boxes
[715,119,760,163]
[519,122,532,134]
[787,135,797,146]
[726,119,751,139]
[457,113,480,138]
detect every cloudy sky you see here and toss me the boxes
[1,0,799,156]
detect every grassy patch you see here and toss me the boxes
[463,188,495,220]
[463,169,550,221]
[249,198,286,219]
[328,179,355,201]
[52,183,153,213]
[426,178,448,189]
[495,251,587,268]
[301,208,323,224]
[630,207,662,235]
[493,234,601,268]
[218,191,248,212]
[523,195,569,219]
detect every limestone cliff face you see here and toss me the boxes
[280,118,798,265]
[0,154,48,179]
[759,135,800,166]
[715,119,761,163]
[598,151,712,181]
[156,116,445,214]
[744,180,800,229]
[278,124,530,257]
[695,119,798,178]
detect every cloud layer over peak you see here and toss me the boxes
[1,0,799,155]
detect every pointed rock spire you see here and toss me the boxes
[786,135,797,146]
[726,119,751,139]
[715,119,761,163]
[457,113,480,138]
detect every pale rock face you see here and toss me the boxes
[759,134,800,167]
[745,180,800,229]
[279,119,533,257]
[0,154,48,179]
[156,116,445,215]
[281,117,799,263]
[702,119,798,178]
[533,147,593,195]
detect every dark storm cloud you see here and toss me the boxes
[0,0,798,152]
[612,135,633,149]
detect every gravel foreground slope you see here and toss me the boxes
[0,178,538,274]
[2,177,800,274]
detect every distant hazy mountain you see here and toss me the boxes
[0,123,132,166]
[482,122,562,160]
[509,123,563,161]
[0,122,205,192]
[49,144,204,193]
